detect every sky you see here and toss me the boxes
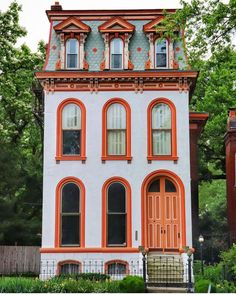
[0,0,182,52]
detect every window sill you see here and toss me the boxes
[147,156,178,162]
[55,156,87,162]
[101,156,132,162]
[40,247,139,253]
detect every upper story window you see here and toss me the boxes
[155,38,168,68]
[147,98,178,161]
[102,98,131,161]
[56,99,86,162]
[62,103,81,155]
[110,38,123,70]
[66,38,79,69]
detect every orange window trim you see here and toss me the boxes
[57,260,82,275]
[101,177,132,248]
[56,98,86,161]
[141,169,186,250]
[147,98,177,161]
[105,260,129,274]
[102,98,131,161]
[55,176,86,248]
[40,247,139,253]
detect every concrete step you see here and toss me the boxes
[147,286,187,293]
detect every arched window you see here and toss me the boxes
[102,99,131,161]
[66,38,79,69]
[55,177,85,248]
[58,261,81,275]
[102,177,132,248]
[110,38,123,69]
[62,103,81,156]
[61,182,80,246]
[56,99,86,161]
[105,260,128,275]
[155,38,168,68]
[147,98,177,161]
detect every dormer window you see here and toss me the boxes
[110,38,123,70]
[155,38,168,68]
[66,38,79,69]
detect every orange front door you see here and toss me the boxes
[147,177,181,251]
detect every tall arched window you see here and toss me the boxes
[147,98,177,161]
[55,177,85,248]
[102,177,132,248]
[155,38,168,68]
[56,99,86,161]
[110,38,123,69]
[66,38,79,69]
[102,99,131,161]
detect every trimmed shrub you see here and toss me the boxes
[119,276,145,293]
[58,272,110,282]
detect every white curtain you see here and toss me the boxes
[62,103,81,130]
[152,103,171,155]
[107,103,126,155]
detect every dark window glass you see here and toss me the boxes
[111,54,122,69]
[62,183,80,213]
[63,130,81,155]
[66,38,78,68]
[108,215,126,245]
[61,215,80,245]
[108,263,126,275]
[108,183,126,213]
[67,54,77,68]
[61,263,80,274]
[165,179,176,192]
[156,53,167,67]
[148,179,160,192]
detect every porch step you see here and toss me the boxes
[147,286,187,293]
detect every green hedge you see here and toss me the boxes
[0,275,145,293]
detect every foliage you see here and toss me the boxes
[0,2,45,245]
[58,272,110,282]
[0,276,123,293]
[215,281,236,293]
[194,279,215,293]
[220,244,236,280]
[119,275,145,293]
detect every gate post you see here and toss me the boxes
[187,255,193,293]
[139,246,147,292]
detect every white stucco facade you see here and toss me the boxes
[40,89,192,274]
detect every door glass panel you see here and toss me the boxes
[165,179,176,192]
[148,179,160,192]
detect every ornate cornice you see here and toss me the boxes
[36,70,198,96]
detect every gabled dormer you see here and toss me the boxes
[54,17,91,70]
[143,16,176,70]
[98,17,135,70]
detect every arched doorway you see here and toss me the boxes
[142,170,186,252]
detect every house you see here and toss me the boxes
[36,2,208,280]
[225,108,236,243]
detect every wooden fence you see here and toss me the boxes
[0,246,40,275]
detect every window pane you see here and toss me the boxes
[108,183,126,213]
[108,214,126,245]
[156,39,167,68]
[107,131,126,155]
[152,104,171,129]
[67,54,78,68]
[108,263,126,275]
[165,179,176,192]
[148,179,160,192]
[107,103,126,129]
[63,130,81,155]
[152,130,171,155]
[61,264,80,275]
[61,215,80,245]
[62,104,81,129]
[111,54,122,69]
[67,39,78,54]
[62,183,80,213]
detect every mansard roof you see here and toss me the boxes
[98,17,135,33]
[143,16,166,33]
[54,17,91,33]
